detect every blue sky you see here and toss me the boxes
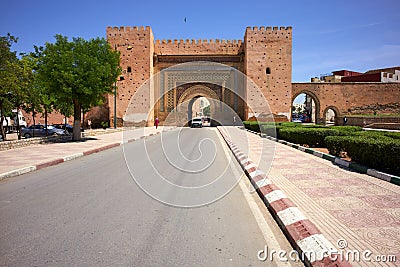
[1,0,399,83]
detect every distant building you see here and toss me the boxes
[293,103,305,113]
[341,67,400,82]
[312,67,400,83]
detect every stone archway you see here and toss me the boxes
[177,85,220,123]
[323,106,340,125]
[291,90,321,123]
[178,85,220,105]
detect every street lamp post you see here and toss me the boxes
[114,76,124,129]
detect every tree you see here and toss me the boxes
[37,35,121,141]
[0,34,34,140]
[203,105,211,117]
[0,34,19,140]
[21,53,45,137]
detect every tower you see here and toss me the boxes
[244,26,292,118]
[106,26,154,126]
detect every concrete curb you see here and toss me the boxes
[217,127,351,267]
[250,129,400,186]
[0,127,176,181]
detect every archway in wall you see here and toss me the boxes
[324,106,339,125]
[189,96,210,119]
[177,85,220,125]
[291,92,320,124]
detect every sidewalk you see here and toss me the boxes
[0,126,174,180]
[218,126,399,267]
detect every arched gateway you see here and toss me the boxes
[105,26,293,126]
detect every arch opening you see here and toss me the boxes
[291,92,319,124]
[324,106,339,125]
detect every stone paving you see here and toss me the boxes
[222,126,400,267]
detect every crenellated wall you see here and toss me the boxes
[154,38,243,55]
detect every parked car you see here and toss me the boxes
[52,123,73,134]
[301,115,311,123]
[21,125,68,138]
[191,117,203,128]
[52,123,84,134]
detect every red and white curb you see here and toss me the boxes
[218,127,351,267]
[0,127,176,181]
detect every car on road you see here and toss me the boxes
[191,117,203,128]
[21,124,68,138]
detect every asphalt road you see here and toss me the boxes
[0,128,302,266]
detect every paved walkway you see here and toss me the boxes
[219,126,399,267]
[0,126,173,179]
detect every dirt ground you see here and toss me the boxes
[313,147,351,161]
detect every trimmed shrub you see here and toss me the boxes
[244,121,279,133]
[329,126,363,133]
[279,128,340,147]
[325,135,400,176]
[325,136,347,156]
[383,131,400,140]
[243,121,261,132]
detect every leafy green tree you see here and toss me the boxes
[37,35,121,140]
[20,53,45,137]
[26,46,57,135]
[0,34,19,140]
[0,34,34,140]
[203,105,211,117]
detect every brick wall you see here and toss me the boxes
[292,83,400,123]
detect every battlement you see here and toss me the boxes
[107,26,151,35]
[154,39,243,45]
[245,26,292,33]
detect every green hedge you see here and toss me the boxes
[329,126,363,133]
[243,120,400,176]
[279,128,340,147]
[325,136,400,176]
[243,121,262,132]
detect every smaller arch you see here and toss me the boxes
[323,106,340,125]
[266,67,271,75]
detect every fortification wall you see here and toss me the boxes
[292,82,400,120]
[244,26,292,118]
[154,39,243,55]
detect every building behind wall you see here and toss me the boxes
[311,67,400,83]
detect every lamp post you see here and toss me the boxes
[114,76,124,129]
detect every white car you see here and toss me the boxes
[191,117,203,128]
